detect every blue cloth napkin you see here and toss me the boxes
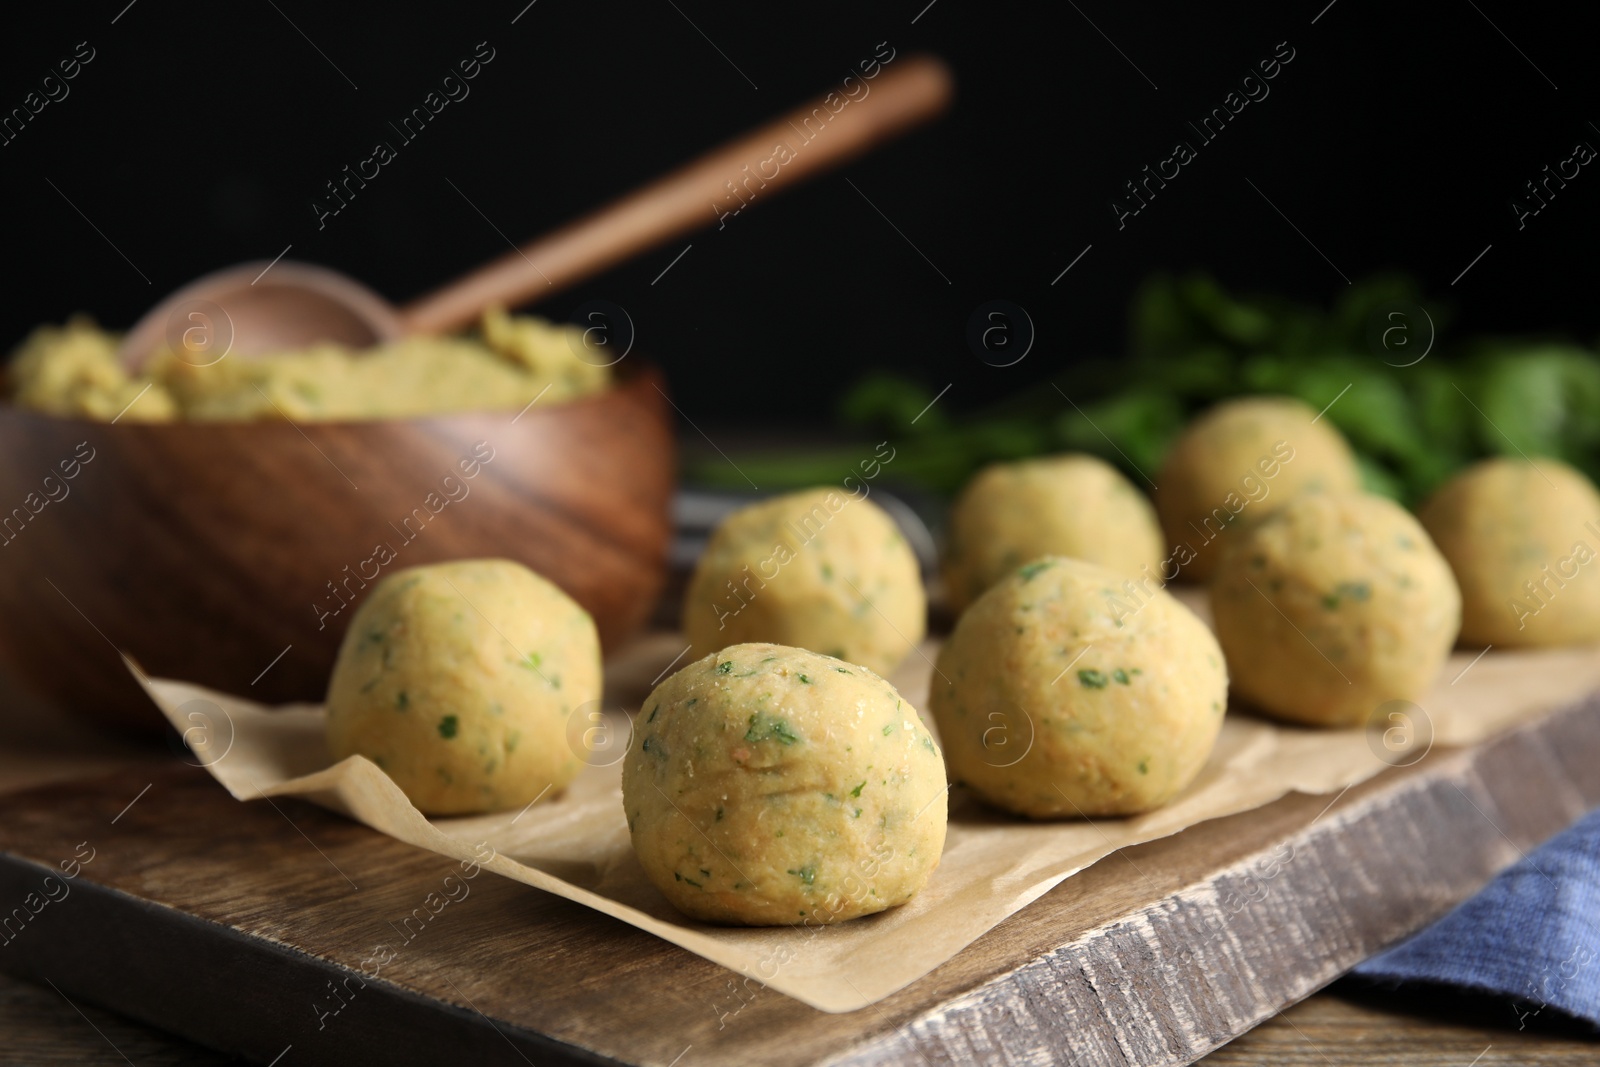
[1352,804,1600,1028]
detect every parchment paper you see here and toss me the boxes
[134,602,1600,1013]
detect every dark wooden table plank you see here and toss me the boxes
[0,970,241,1066]
[1201,984,1597,1066]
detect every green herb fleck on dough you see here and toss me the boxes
[1018,560,1053,581]
[798,674,812,685]
[1137,758,1149,775]
[647,704,660,723]
[882,724,895,736]
[850,781,866,798]
[395,690,409,710]
[1078,669,1110,689]
[1331,581,1372,609]
[717,661,734,674]
[520,651,542,671]
[684,878,702,888]
[437,715,459,739]
[787,864,817,886]
[835,667,851,674]
[745,714,799,745]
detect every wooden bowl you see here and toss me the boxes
[0,366,676,733]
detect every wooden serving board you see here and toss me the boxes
[1,680,1598,1067]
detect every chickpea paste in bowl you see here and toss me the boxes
[5,308,611,422]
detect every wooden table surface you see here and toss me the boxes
[0,673,1595,1065]
[4,966,1594,1067]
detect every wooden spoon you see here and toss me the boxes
[117,55,953,369]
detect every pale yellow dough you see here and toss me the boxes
[6,317,178,422]
[1210,493,1460,727]
[325,559,600,815]
[942,453,1165,615]
[1419,457,1600,647]
[929,556,1227,818]
[683,488,926,677]
[6,307,607,422]
[1156,395,1361,581]
[622,643,947,925]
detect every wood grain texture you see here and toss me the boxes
[2,968,1592,1067]
[0,366,675,732]
[1,691,1596,1066]
[1199,985,1598,1066]
[0,970,238,1066]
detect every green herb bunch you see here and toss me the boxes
[687,273,1600,505]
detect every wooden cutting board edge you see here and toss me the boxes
[826,690,1600,1066]
[0,848,591,1067]
[0,692,1594,1067]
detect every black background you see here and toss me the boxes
[2,0,1595,425]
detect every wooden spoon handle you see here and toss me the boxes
[400,54,953,335]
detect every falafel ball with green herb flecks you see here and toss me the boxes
[929,556,1228,819]
[622,643,947,925]
[682,488,926,677]
[1419,457,1600,647]
[942,453,1165,615]
[1210,493,1460,728]
[324,559,601,815]
[1156,395,1362,582]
